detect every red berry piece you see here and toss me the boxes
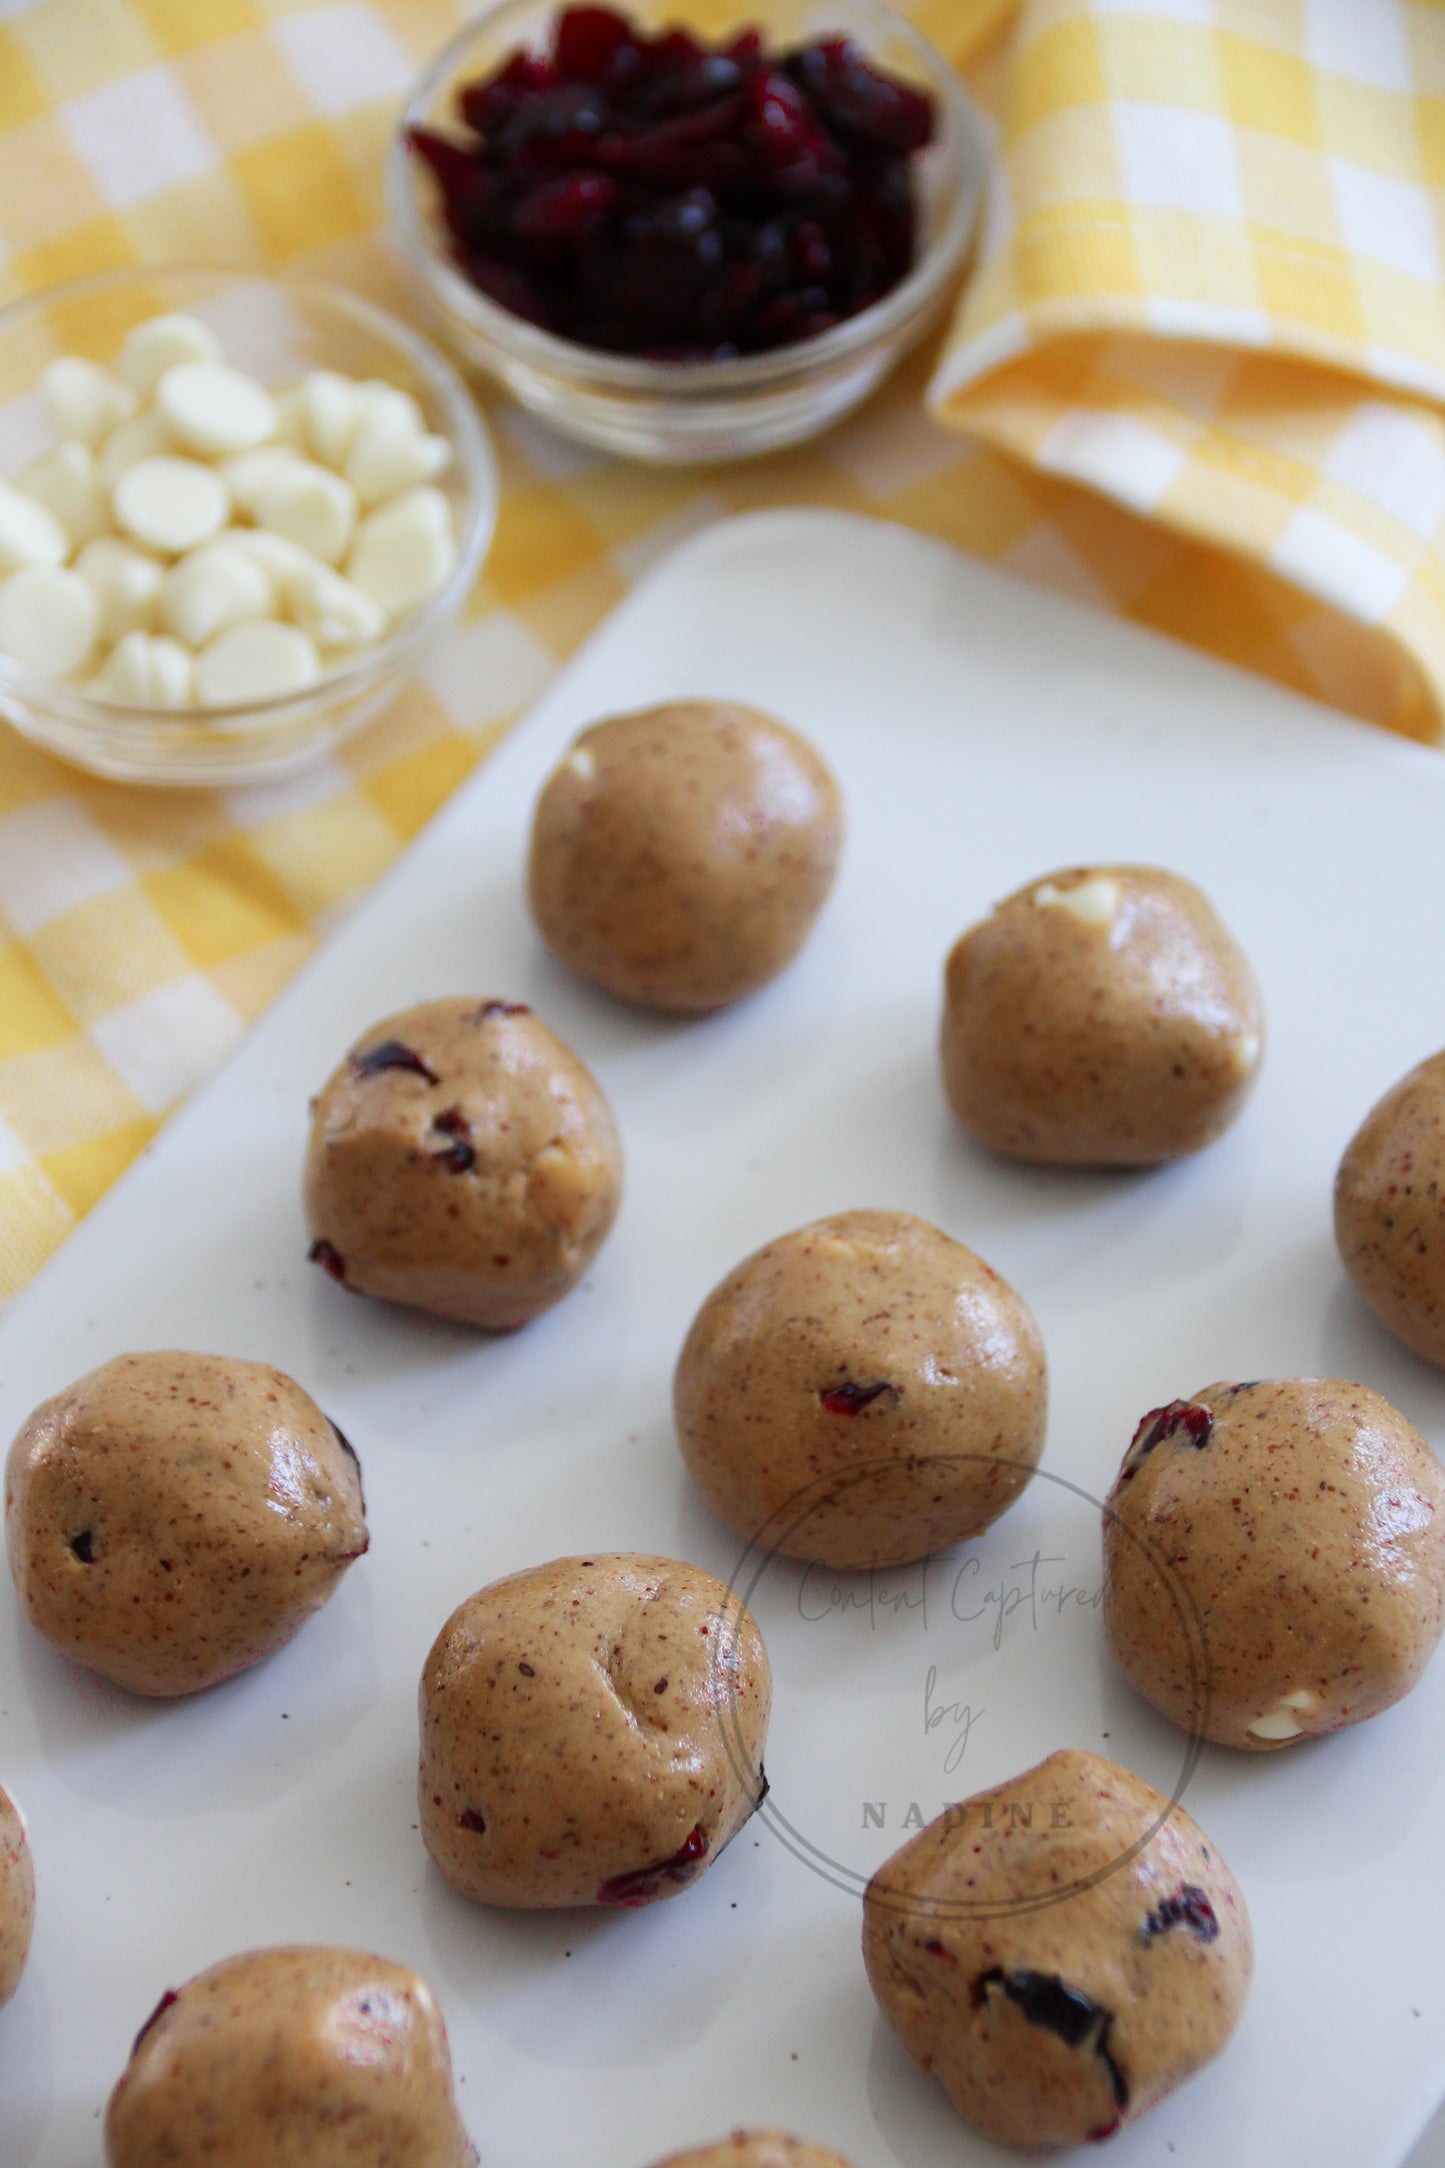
[1119,1399,1214,1482]
[351,1039,439,1084]
[308,1239,348,1284]
[820,1380,899,1415]
[596,1824,709,1906]
[1141,1885,1219,1943]
[130,1990,179,2060]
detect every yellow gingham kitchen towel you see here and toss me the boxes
[0,0,1441,1301]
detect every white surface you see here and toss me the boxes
[1,508,1444,2168]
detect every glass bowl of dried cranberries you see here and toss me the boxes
[389,0,986,463]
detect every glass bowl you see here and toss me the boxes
[0,267,498,786]
[388,0,988,464]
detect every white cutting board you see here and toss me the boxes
[1,509,1443,2168]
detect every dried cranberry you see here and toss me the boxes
[131,1989,178,2060]
[308,1239,348,1284]
[70,1529,95,1564]
[351,1039,438,1084]
[1119,1399,1214,1481]
[554,4,634,83]
[477,1000,531,1020]
[596,1824,709,1906]
[820,1380,898,1415]
[973,1969,1128,2111]
[789,38,935,155]
[458,1806,488,1835]
[1142,1885,1218,1943]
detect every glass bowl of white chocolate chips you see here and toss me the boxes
[0,267,498,783]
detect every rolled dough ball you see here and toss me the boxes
[650,2138,856,2168]
[673,1210,1046,1569]
[419,1553,771,1909]
[940,866,1263,1166]
[863,1748,1252,2149]
[1335,1048,1445,1367]
[303,997,622,1331]
[0,1784,34,2011]
[104,1947,476,2167]
[4,1351,367,1697]
[1104,1378,1445,1748]
[527,700,843,1011]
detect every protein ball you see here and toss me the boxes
[527,700,844,1011]
[673,1210,1046,1569]
[1103,1378,1445,1749]
[1335,1047,1445,1367]
[649,2138,857,2168]
[419,1553,770,1909]
[0,1784,34,2011]
[940,866,1263,1166]
[304,997,623,1331]
[862,1749,1252,2150]
[4,1351,368,1697]
[104,1947,476,2168]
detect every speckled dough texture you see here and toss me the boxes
[304,997,622,1330]
[673,1210,1046,1569]
[5,1351,368,1698]
[1104,1378,1445,1749]
[419,1553,771,1909]
[1335,1048,1445,1367]
[104,1946,476,2167]
[527,700,844,1011]
[862,1749,1252,2150]
[940,865,1263,1166]
[0,1783,34,2010]
[650,2136,856,2168]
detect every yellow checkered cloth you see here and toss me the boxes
[0,0,1439,1301]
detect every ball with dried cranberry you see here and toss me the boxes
[0,1784,34,2011]
[5,1352,367,1698]
[303,997,623,1330]
[419,1552,770,1909]
[650,2140,857,2168]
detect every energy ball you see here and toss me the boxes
[863,1749,1252,2150]
[419,1553,770,1909]
[940,866,1263,1166]
[1335,1048,1445,1367]
[5,1351,367,1698]
[673,1210,1046,1570]
[1104,1378,1445,1748]
[304,997,622,1331]
[104,1947,476,2168]
[0,1784,34,2011]
[527,700,843,1011]
[650,2139,856,2168]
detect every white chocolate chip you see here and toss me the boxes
[286,559,386,649]
[1247,1690,1317,1742]
[156,361,276,458]
[343,388,451,506]
[40,356,135,447]
[0,481,69,570]
[97,408,173,490]
[220,444,304,518]
[160,541,273,648]
[0,565,98,678]
[347,485,456,615]
[93,629,195,708]
[270,384,309,449]
[360,378,426,435]
[1235,1032,1261,1071]
[299,370,370,467]
[254,459,357,566]
[567,746,596,781]
[74,536,164,641]
[19,443,110,549]
[113,456,230,554]
[119,313,223,398]
[195,620,320,705]
[222,526,313,584]
[1032,875,1121,928]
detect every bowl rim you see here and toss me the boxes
[0,263,499,731]
[387,0,986,397]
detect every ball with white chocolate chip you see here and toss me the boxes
[863,1749,1252,2149]
[304,997,623,1331]
[1103,1378,1445,1749]
[0,1783,35,2011]
[940,865,1263,1166]
[1334,1047,1445,1368]
[649,2139,856,2168]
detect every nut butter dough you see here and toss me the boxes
[1104,1379,1445,1748]
[105,1947,476,2167]
[940,866,1263,1166]
[0,1784,34,2010]
[1335,1048,1445,1367]
[5,1351,367,1697]
[863,1749,1252,2150]
[673,1210,1046,1569]
[304,997,622,1330]
[651,2139,856,2168]
[527,700,843,1010]
[419,1553,771,1909]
